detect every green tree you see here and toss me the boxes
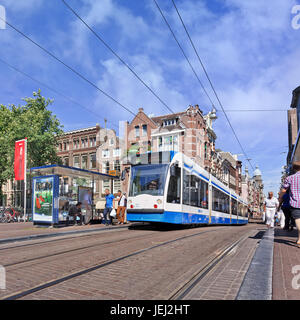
[0,90,63,202]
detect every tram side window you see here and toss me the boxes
[199,179,208,209]
[238,202,243,217]
[183,169,191,205]
[231,198,237,216]
[183,169,209,209]
[244,206,248,217]
[212,187,230,214]
[167,165,181,204]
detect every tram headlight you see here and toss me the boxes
[128,200,132,204]
[157,199,162,204]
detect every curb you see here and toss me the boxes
[0,224,129,245]
[236,228,274,300]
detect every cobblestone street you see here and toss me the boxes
[0,222,261,300]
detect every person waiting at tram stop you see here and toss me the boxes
[264,192,279,228]
[279,163,300,247]
[67,202,83,226]
[278,187,295,231]
[115,190,127,225]
[103,188,115,226]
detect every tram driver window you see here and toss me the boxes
[167,165,181,204]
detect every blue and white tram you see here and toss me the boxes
[126,152,248,225]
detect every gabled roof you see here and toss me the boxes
[291,86,300,108]
[151,111,186,124]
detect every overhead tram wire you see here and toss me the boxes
[61,0,175,115]
[170,0,255,171]
[0,57,119,130]
[152,0,216,110]
[217,109,288,112]
[0,16,148,125]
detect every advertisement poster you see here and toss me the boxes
[33,176,58,223]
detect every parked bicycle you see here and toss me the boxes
[0,207,23,223]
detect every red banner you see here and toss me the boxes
[14,139,26,181]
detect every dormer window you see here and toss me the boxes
[163,119,176,126]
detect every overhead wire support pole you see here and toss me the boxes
[170,0,255,171]
[61,0,176,115]
[153,0,216,110]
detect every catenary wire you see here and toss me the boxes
[152,0,216,110]
[0,57,120,130]
[0,15,149,125]
[169,0,255,170]
[61,0,176,115]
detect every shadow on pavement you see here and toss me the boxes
[128,222,209,232]
[274,227,299,248]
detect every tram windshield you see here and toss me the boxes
[129,164,169,197]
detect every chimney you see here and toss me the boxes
[138,107,144,112]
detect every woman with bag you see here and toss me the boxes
[116,190,127,224]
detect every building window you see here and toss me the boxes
[81,155,88,169]
[142,124,147,136]
[158,137,163,152]
[63,157,69,166]
[90,153,96,169]
[109,138,114,146]
[102,149,109,158]
[113,148,120,157]
[73,156,79,168]
[73,139,79,149]
[135,126,140,138]
[90,137,96,147]
[81,138,88,148]
[102,179,110,193]
[163,119,176,126]
[114,160,120,172]
[204,143,208,160]
[102,161,110,174]
[157,135,179,152]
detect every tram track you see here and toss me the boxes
[168,230,256,300]
[1,227,223,300]
[0,224,131,250]
[2,231,160,268]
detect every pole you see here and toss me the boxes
[24,138,27,222]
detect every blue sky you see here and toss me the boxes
[1,0,300,196]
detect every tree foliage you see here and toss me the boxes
[0,90,63,189]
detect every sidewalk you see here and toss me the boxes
[273,227,300,299]
[0,222,130,244]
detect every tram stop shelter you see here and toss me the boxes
[30,164,119,226]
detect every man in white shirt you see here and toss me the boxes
[264,191,279,228]
[115,190,127,224]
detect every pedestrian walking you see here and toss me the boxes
[103,189,115,226]
[115,190,127,224]
[278,189,294,231]
[279,163,300,247]
[264,192,279,228]
[67,202,83,226]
